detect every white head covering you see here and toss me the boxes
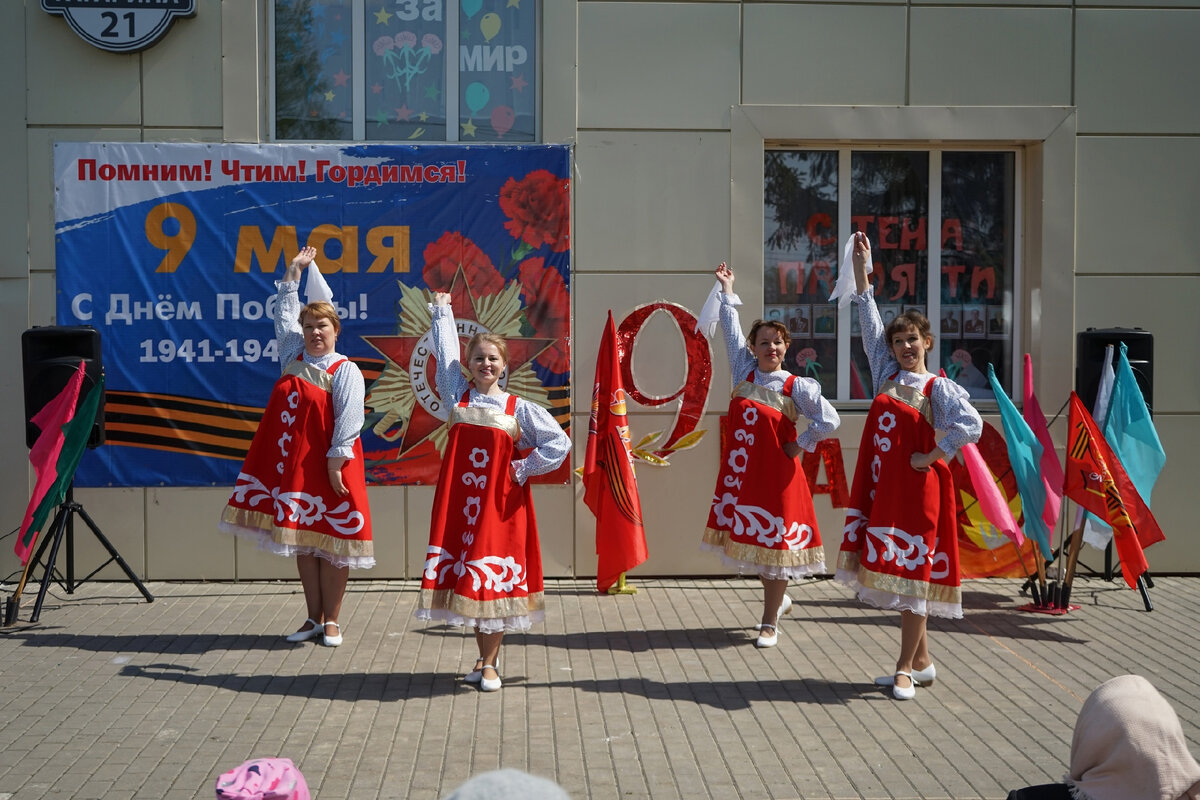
[1067,674,1200,800]
[440,769,570,800]
[828,233,873,308]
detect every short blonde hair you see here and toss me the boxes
[299,301,341,335]
[466,332,509,364]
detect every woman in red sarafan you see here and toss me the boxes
[221,247,373,648]
[415,292,570,692]
[835,232,981,701]
[702,263,840,649]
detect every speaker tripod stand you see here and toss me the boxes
[6,485,153,625]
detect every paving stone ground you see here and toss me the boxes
[1,575,1197,800]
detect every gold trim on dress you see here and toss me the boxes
[449,404,520,441]
[703,527,824,567]
[732,381,799,422]
[221,506,374,557]
[839,553,961,605]
[878,379,933,427]
[419,589,545,618]
[284,359,335,393]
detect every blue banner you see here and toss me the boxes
[55,142,571,487]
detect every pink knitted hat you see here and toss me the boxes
[215,758,310,800]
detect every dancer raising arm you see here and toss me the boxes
[835,231,981,700]
[702,262,840,648]
[415,292,570,692]
[220,246,373,647]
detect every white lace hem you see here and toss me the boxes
[834,569,962,619]
[699,542,827,581]
[414,607,544,633]
[219,522,376,570]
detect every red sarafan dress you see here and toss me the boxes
[418,392,544,632]
[702,371,825,578]
[221,356,374,568]
[837,374,961,618]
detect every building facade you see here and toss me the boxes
[2,1,1197,581]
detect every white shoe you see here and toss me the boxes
[754,594,793,630]
[875,663,936,687]
[891,671,917,700]
[285,618,322,643]
[465,658,496,684]
[480,665,502,692]
[322,621,342,647]
[755,625,778,648]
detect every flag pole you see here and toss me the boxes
[1011,539,1042,607]
[606,572,638,595]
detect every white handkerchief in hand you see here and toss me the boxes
[304,260,334,305]
[828,234,872,309]
[695,281,722,338]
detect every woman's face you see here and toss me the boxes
[751,326,787,372]
[468,341,507,389]
[890,326,932,374]
[302,312,338,357]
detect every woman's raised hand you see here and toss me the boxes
[715,262,734,293]
[851,232,872,292]
[433,291,452,306]
[285,245,317,282]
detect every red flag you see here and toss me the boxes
[17,361,87,564]
[584,311,647,592]
[1064,392,1161,588]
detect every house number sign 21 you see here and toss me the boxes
[42,0,196,54]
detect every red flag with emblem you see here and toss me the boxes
[583,311,648,592]
[1064,392,1161,588]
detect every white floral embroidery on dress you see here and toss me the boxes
[864,525,929,571]
[468,448,490,468]
[877,411,897,433]
[422,546,524,592]
[229,472,365,535]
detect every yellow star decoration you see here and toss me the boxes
[374,7,392,24]
[461,119,478,137]
[507,0,520,7]
[417,111,429,122]
[324,90,335,102]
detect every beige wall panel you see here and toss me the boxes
[541,1,577,143]
[574,131,730,272]
[743,5,908,106]
[533,485,577,578]
[571,271,727,416]
[143,0,221,128]
[1,279,31,581]
[910,8,1072,106]
[0,4,27,280]
[222,0,263,142]
[29,270,54,326]
[27,10,141,126]
[578,2,740,130]
[58,488,146,579]
[1125,415,1198,573]
[144,129,223,143]
[146,488,233,579]
[1074,276,1199,415]
[364,486,407,577]
[234,536,299,580]
[1076,10,1200,134]
[28,129,142,273]
[1077,137,1200,275]
[407,486,435,579]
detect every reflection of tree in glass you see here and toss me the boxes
[764,151,837,253]
[941,153,1012,271]
[275,0,343,140]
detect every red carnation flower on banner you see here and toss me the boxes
[422,231,504,295]
[500,169,570,253]
[518,257,570,373]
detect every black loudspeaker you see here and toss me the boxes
[22,326,105,449]
[1075,327,1153,413]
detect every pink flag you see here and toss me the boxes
[961,442,1025,547]
[17,361,86,563]
[1023,354,1064,533]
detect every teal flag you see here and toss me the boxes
[987,364,1052,559]
[1086,343,1166,541]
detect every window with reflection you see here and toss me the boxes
[274,0,539,142]
[764,148,1018,404]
